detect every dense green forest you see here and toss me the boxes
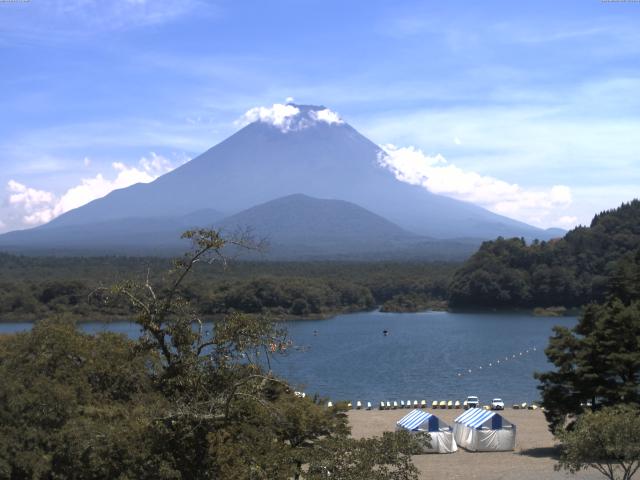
[0,255,456,321]
[449,200,640,309]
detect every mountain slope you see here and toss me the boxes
[34,104,558,242]
[0,209,224,255]
[218,193,414,244]
[215,194,479,260]
[0,194,479,260]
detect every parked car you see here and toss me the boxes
[491,398,505,410]
[466,395,479,409]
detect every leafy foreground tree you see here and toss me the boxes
[0,318,167,479]
[307,431,425,480]
[536,249,640,432]
[556,405,640,480]
[0,229,420,480]
[535,298,640,431]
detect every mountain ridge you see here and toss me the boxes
[0,104,564,257]
[0,194,480,260]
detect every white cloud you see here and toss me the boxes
[238,104,301,132]
[237,103,345,132]
[3,0,202,40]
[83,157,91,167]
[6,153,185,228]
[378,144,575,229]
[8,180,55,211]
[311,108,343,125]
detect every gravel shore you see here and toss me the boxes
[347,408,603,480]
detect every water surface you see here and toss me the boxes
[1,310,574,405]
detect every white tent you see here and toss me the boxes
[396,409,458,453]
[453,408,516,452]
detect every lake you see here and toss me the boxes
[0,310,575,405]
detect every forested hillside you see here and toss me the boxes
[449,200,640,309]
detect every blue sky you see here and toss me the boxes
[1,0,639,233]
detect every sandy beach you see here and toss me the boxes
[348,408,603,480]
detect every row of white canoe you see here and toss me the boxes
[325,400,539,410]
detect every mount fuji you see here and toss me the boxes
[0,104,562,258]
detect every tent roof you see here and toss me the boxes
[397,409,438,431]
[454,408,511,429]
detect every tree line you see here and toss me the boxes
[0,256,456,321]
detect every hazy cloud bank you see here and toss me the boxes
[378,144,576,229]
[5,153,185,230]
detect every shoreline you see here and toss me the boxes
[0,304,580,324]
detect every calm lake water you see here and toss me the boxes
[0,310,575,405]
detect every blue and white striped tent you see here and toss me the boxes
[453,408,516,451]
[396,410,457,453]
